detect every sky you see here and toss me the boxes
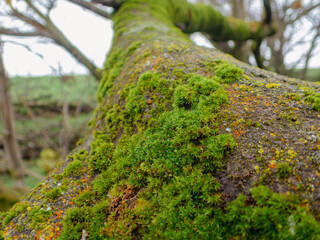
[2,0,113,76]
[1,0,320,77]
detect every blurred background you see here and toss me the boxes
[1,0,319,211]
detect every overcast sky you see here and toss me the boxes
[2,0,320,77]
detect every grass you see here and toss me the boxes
[10,75,98,105]
[305,68,320,82]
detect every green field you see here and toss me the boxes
[0,75,98,208]
[10,75,98,105]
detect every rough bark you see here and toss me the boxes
[1,1,320,239]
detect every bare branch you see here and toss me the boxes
[287,3,320,25]
[3,40,45,59]
[24,0,49,21]
[91,0,124,8]
[68,0,111,19]
[0,28,41,37]
[9,7,52,38]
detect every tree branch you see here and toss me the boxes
[177,1,275,41]
[287,3,320,25]
[9,6,52,38]
[0,28,41,37]
[24,0,49,22]
[68,0,111,19]
[91,0,124,8]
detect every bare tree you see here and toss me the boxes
[200,0,320,76]
[0,39,25,191]
[0,0,108,81]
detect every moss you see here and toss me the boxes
[60,200,111,240]
[98,41,144,101]
[2,202,28,226]
[286,93,301,101]
[276,162,292,178]
[266,83,280,88]
[125,41,142,55]
[3,1,320,239]
[301,89,320,111]
[27,205,53,229]
[44,187,63,200]
[214,62,244,83]
[74,188,95,207]
[63,160,83,176]
[87,134,114,173]
[216,186,320,239]
[60,206,87,240]
[312,98,320,111]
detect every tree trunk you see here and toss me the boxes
[0,40,25,191]
[1,1,320,239]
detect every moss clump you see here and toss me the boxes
[312,98,320,111]
[74,188,95,207]
[266,83,280,89]
[214,186,320,239]
[60,207,87,240]
[60,201,110,240]
[1,202,28,226]
[27,205,53,229]
[276,162,292,178]
[44,187,63,200]
[302,90,320,111]
[98,41,144,101]
[87,133,114,173]
[59,64,241,238]
[214,62,244,83]
[63,160,83,176]
[286,93,301,101]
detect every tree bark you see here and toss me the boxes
[1,1,320,239]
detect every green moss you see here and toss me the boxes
[302,90,320,111]
[87,134,114,173]
[44,187,63,200]
[60,200,111,240]
[286,93,301,101]
[27,205,53,229]
[125,41,142,55]
[60,207,87,240]
[91,171,114,197]
[214,62,244,83]
[214,186,320,239]
[73,149,88,161]
[74,188,95,207]
[276,162,292,178]
[312,98,320,111]
[98,41,144,101]
[63,160,83,176]
[2,202,28,226]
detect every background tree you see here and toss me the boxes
[0,39,25,191]
[1,0,320,239]
[0,0,104,80]
[197,0,320,79]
